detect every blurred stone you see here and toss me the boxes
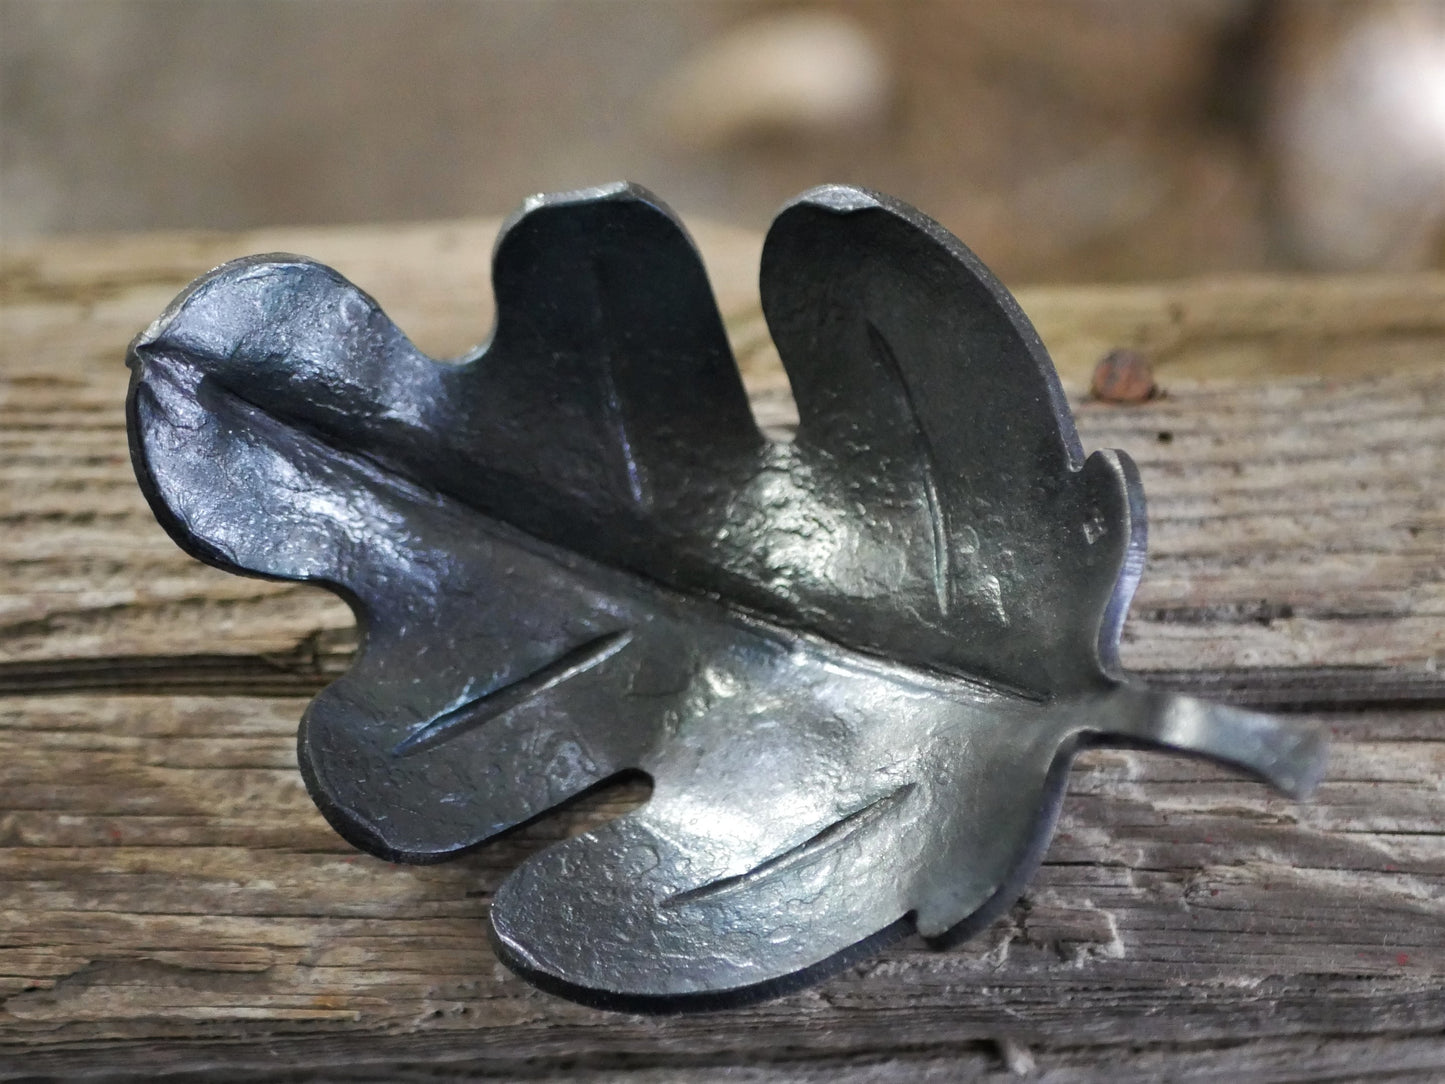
[1266,0,1445,270]
[655,10,890,149]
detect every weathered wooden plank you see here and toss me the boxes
[0,695,1441,1075]
[16,1033,1445,1083]
[3,225,1441,695]
[2,222,1443,1077]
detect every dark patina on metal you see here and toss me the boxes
[126,183,1327,1010]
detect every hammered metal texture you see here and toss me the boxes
[126,183,1327,1010]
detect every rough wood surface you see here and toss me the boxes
[0,222,1442,1080]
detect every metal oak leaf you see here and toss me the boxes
[126,183,1327,1010]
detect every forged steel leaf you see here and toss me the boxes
[126,183,1327,1010]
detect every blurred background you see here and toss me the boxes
[3,0,1443,282]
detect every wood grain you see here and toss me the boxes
[1,221,1442,1079]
